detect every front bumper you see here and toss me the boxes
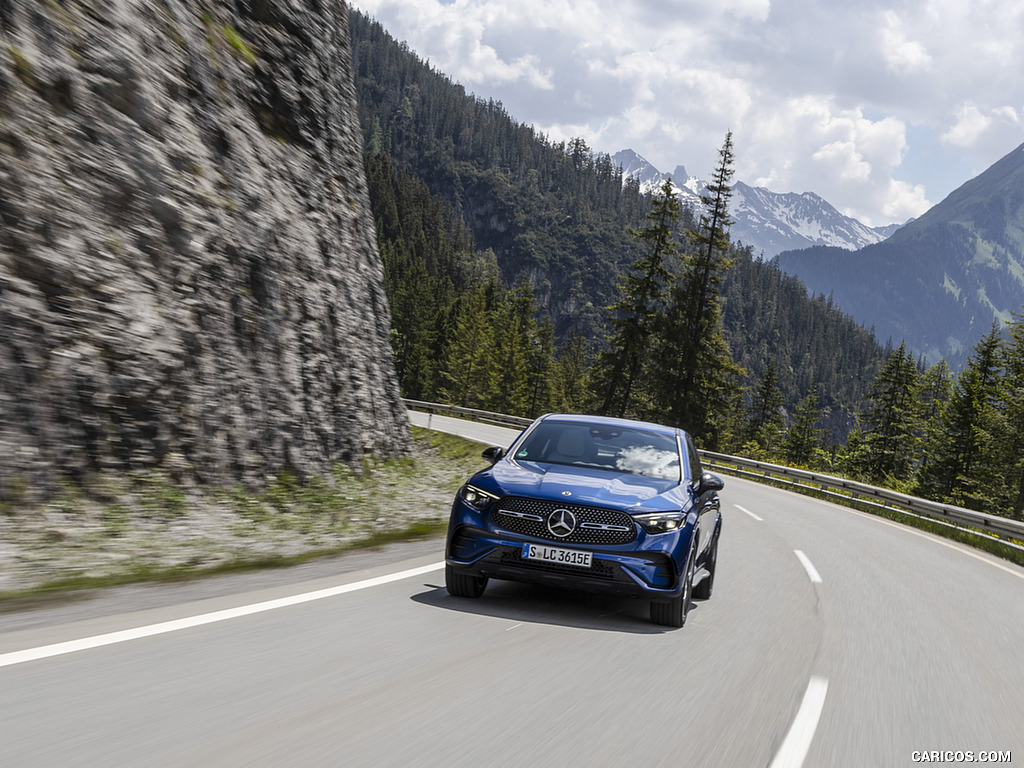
[446,523,684,598]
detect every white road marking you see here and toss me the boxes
[794,550,823,583]
[770,676,829,768]
[0,562,445,669]
[735,504,763,521]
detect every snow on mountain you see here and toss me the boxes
[611,149,902,258]
[612,149,705,208]
[729,182,899,257]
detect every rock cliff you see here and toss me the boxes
[0,0,408,499]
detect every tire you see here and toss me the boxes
[651,547,694,627]
[693,531,718,600]
[445,564,488,598]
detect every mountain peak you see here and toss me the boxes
[612,149,898,258]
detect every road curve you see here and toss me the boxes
[0,414,1021,767]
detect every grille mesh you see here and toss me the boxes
[492,497,637,545]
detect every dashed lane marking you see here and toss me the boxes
[735,504,764,521]
[770,676,830,768]
[794,550,823,583]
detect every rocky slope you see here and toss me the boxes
[0,0,407,501]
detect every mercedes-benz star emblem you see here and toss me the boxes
[547,508,577,538]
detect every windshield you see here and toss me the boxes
[513,421,682,480]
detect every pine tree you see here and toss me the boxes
[917,327,1004,507]
[491,278,539,417]
[997,312,1024,519]
[555,330,592,413]
[381,237,447,399]
[784,386,823,467]
[651,133,743,446]
[837,426,868,478]
[746,361,785,456]
[439,284,496,409]
[525,316,558,417]
[592,179,679,417]
[858,341,921,483]
[715,385,751,455]
[914,359,953,481]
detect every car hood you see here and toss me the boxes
[480,459,687,512]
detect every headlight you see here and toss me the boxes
[633,511,686,534]
[460,484,498,511]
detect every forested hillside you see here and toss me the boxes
[779,143,1024,370]
[350,13,645,340]
[719,254,887,439]
[349,11,888,441]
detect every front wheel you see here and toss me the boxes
[445,564,488,598]
[651,547,694,627]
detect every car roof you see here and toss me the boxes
[536,413,685,439]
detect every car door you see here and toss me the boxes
[685,434,717,567]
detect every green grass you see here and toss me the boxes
[413,425,490,461]
[0,519,448,610]
[0,429,484,607]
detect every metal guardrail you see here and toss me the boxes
[701,452,1024,546]
[404,399,1024,548]
[402,399,533,429]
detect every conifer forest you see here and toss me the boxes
[350,12,1024,520]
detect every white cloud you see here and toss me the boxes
[351,0,1024,225]
[880,179,931,224]
[879,10,932,74]
[356,0,555,88]
[736,98,916,224]
[813,142,872,184]
[941,102,1022,150]
[942,104,993,147]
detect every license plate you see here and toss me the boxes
[522,543,592,568]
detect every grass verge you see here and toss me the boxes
[0,428,487,607]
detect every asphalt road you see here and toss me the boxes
[1,415,1022,767]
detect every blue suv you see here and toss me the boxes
[445,413,723,627]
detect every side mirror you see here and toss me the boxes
[699,472,724,493]
[482,446,506,464]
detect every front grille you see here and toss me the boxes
[492,497,637,545]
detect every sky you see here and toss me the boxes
[349,0,1023,227]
